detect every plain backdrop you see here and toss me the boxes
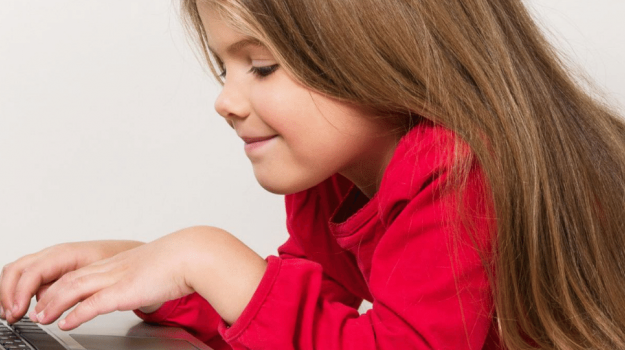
[1,0,624,268]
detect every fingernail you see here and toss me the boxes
[37,311,45,323]
[5,309,12,321]
[59,319,66,329]
[0,305,4,317]
[12,303,19,313]
[29,311,38,323]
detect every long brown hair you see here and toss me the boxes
[181,0,625,348]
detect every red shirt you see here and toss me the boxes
[136,122,501,349]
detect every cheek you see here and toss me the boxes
[250,82,315,134]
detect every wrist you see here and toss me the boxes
[177,226,267,324]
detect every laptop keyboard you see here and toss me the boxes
[0,317,65,350]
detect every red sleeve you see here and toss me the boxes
[215,161,497,349]
[276,234,364,310]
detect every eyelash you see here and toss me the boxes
[250,64,279,77]
[218,64,279,79]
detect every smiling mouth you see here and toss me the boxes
[241,136,277,144]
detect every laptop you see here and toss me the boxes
[0,308,212,350]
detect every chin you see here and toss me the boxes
[256,178,307,195]
[254,172,321,195]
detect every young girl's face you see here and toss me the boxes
[199,4,400,196]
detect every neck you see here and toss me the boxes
[340,130,401,198]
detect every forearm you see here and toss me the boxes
[177,226,267,325]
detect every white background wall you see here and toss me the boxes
[1,0,624,267]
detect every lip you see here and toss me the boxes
[241,135,277,154]
[241,135,277,144]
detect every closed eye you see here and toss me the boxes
[249,64,279,78]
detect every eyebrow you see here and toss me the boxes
[209,38,264,59]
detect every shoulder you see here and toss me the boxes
[377,121,483,226]
[379,121,462,198]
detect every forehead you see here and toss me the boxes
[197,2,263,56]
[197,4,239,49]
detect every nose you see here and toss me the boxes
[214,78,250,122]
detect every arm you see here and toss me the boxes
[129,162,494,350]
[216,173,495,350]
[132,232,362,349]
[26,227,266,329]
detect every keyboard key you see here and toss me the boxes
[1,318,67,350]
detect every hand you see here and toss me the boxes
[28,226,266,330]
[0,240,143,324]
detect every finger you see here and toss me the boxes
[35,283,52,301]
[1,252,71,323]
[0,259,31,323]
[32,257,117,322]
[32,261,104,317]
[33,270,115,325]
[8,258,74,323]
[10,266,47,322]
[1,262,19,321]
[58,287,127,331]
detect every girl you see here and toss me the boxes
[1,0,625,349]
